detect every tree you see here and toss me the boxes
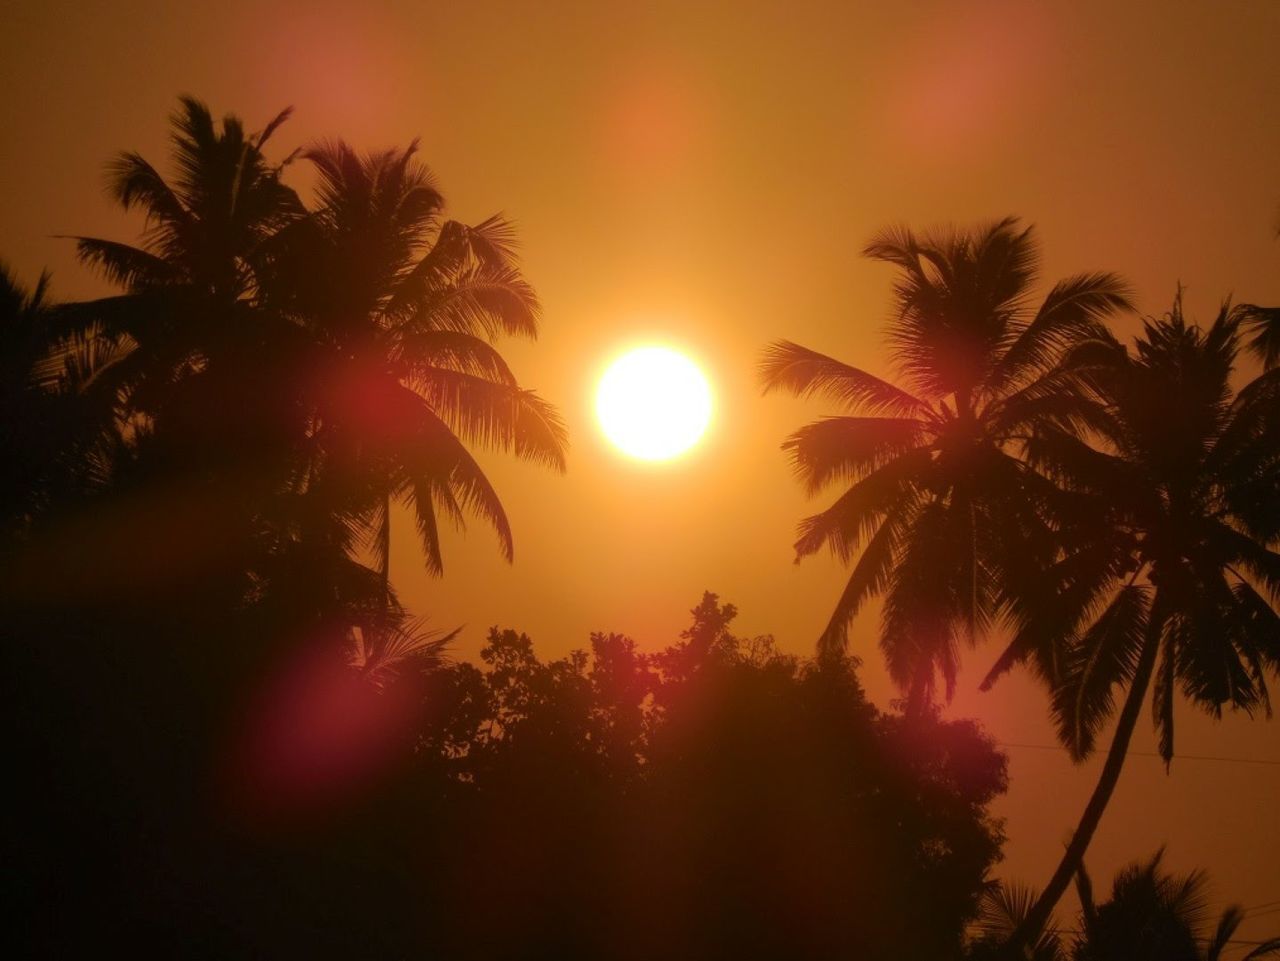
[969,853,1280,961]
[398,593,1009,961]
[760,217,1132,704]
[33,97,312,612]
[0,263,124,535]
[989,293,1280,949]
[1073,850,1280,961]
[259,139,567,595]
[3,104,568,955]
[63,96,303,435]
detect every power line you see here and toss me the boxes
[1054,926,1276,946]
[997,740,1280,767]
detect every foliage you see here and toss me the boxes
[761,218,1132,704]
[968,852,1280,961]
[4,98,564,645]
[989,291,1280,948]
[384,593,1008,960]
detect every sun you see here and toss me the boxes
[596,346,713,461]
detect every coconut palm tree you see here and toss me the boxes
[261,139,567,589]
[38,98,327,616]
[760,217,1132,703]
[62,96,303,419]
[0,262,131,538]
[1074,850,1280,961]
[969,882,1066,961]
[969,855,1280,961]
[988,294,1280,950]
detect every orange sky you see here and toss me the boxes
[3,0,1278,937]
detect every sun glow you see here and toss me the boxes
[596,346,713,461]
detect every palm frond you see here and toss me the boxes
[1240,304,1280,370]
[758,340,930,416]
[973,882,1064,961]
[793,448,931,562]
[815,496,919,658]
[1243,938,1280,960]
[406,265,540,340]
[782,415,929,495]
[404,403,516,567]
[69,237,180,289]
[105,151,191,227]
[395,329,520,385]
[464,214,523,269]
[880,498,968,699]
[348,616,457,689]
[253,105,294,150]
[1205,905,1245,961]
[412,369,566,471]
[1051,584,1151,760]
[988,272,1132,392]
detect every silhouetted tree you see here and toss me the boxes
[760,218,1132,704]
[396,593,1009,961]
[259,139,566,594]
[987,293,1280,948]
[970,883,1068,961]
[0,263,129,535]
[13,98,314,618]
[972,853,1280,961]
[1073,850,1280,961]
[2,100,566,957]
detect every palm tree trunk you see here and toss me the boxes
[1005,622,1162,956]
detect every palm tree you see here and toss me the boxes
[1074,850,1280,961]
[969,856,1280,961]
[970,883,1066,961]
[760,217,1132,703]
[39,98,322,617]
[0,262,130,539]
[988,294,1280,950]
[261,139,567,590]
[63,96,303,419]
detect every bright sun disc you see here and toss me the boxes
[596,346,713,461]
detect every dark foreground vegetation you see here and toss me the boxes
[3,98,1278,958]
[14,592,1010,957]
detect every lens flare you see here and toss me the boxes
[596,346,712,461]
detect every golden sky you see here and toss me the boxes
[3,0,1278,934]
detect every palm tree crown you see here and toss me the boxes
[264,140,567,581]
[761,217,1132,702]
[991,293,1280,761]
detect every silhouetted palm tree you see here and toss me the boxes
[35,98,330,622]
[970,882,1066,961]
[972,855,1280,961]
[760,217,1132,703]
[989,294,1280,949]
[1074,850,1280,961]
[264,140,566,587]
[63,96,302,419]
[0,263,130,537]
[54,102,565,615]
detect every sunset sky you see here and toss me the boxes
[3,0,1278,936]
